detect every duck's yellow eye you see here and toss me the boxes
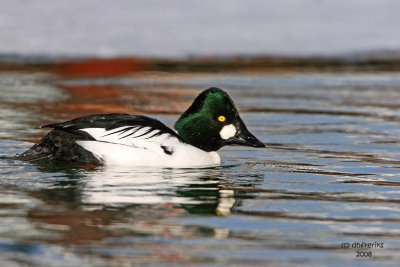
[218,115,226,122]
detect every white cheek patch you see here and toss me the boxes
[219,124,237,140]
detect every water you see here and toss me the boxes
[0,59,400,266]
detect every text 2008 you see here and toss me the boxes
[356,251,372,257]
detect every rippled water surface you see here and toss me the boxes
[0,59,400,266]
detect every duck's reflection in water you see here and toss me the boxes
[81,165,236,214]
[24,162,259,252]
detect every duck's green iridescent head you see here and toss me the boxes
[174,87,265,151]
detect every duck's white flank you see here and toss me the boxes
[76,127,220,167]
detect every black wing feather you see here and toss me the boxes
[13,113,182,164]
[40,113,182,141]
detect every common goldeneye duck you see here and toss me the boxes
[12,87,265,167]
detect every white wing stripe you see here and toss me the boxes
[80,127,176,149]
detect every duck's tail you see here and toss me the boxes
[8,129,100,164]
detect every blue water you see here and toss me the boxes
[0,65,400,266]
